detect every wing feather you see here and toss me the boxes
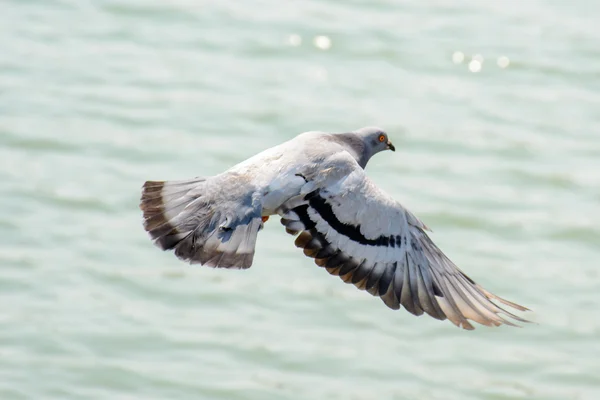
[278,158,529,330]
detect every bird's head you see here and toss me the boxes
[354,126,395,155]
[330,126,395,169]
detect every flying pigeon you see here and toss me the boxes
[140,127,529,330]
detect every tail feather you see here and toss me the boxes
[140,177,263,269]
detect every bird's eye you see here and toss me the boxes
[378,134,386,142]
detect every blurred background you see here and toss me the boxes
[1,0,599,399]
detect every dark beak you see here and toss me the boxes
[387,141,395,152]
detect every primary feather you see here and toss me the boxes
[140,126,530,329]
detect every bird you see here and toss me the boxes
[140,126,529,330]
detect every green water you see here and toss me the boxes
[1,1,599,399]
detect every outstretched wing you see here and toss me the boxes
[278,167,529,330]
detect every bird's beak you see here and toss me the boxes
[387,140,395,152]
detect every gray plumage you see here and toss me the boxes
[140,126,530,330]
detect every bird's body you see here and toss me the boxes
[140,127,529,330]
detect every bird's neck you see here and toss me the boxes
[333,133,370,169]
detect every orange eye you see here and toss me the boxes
[378,134,386,142]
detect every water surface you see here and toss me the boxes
[1,1,599,399]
